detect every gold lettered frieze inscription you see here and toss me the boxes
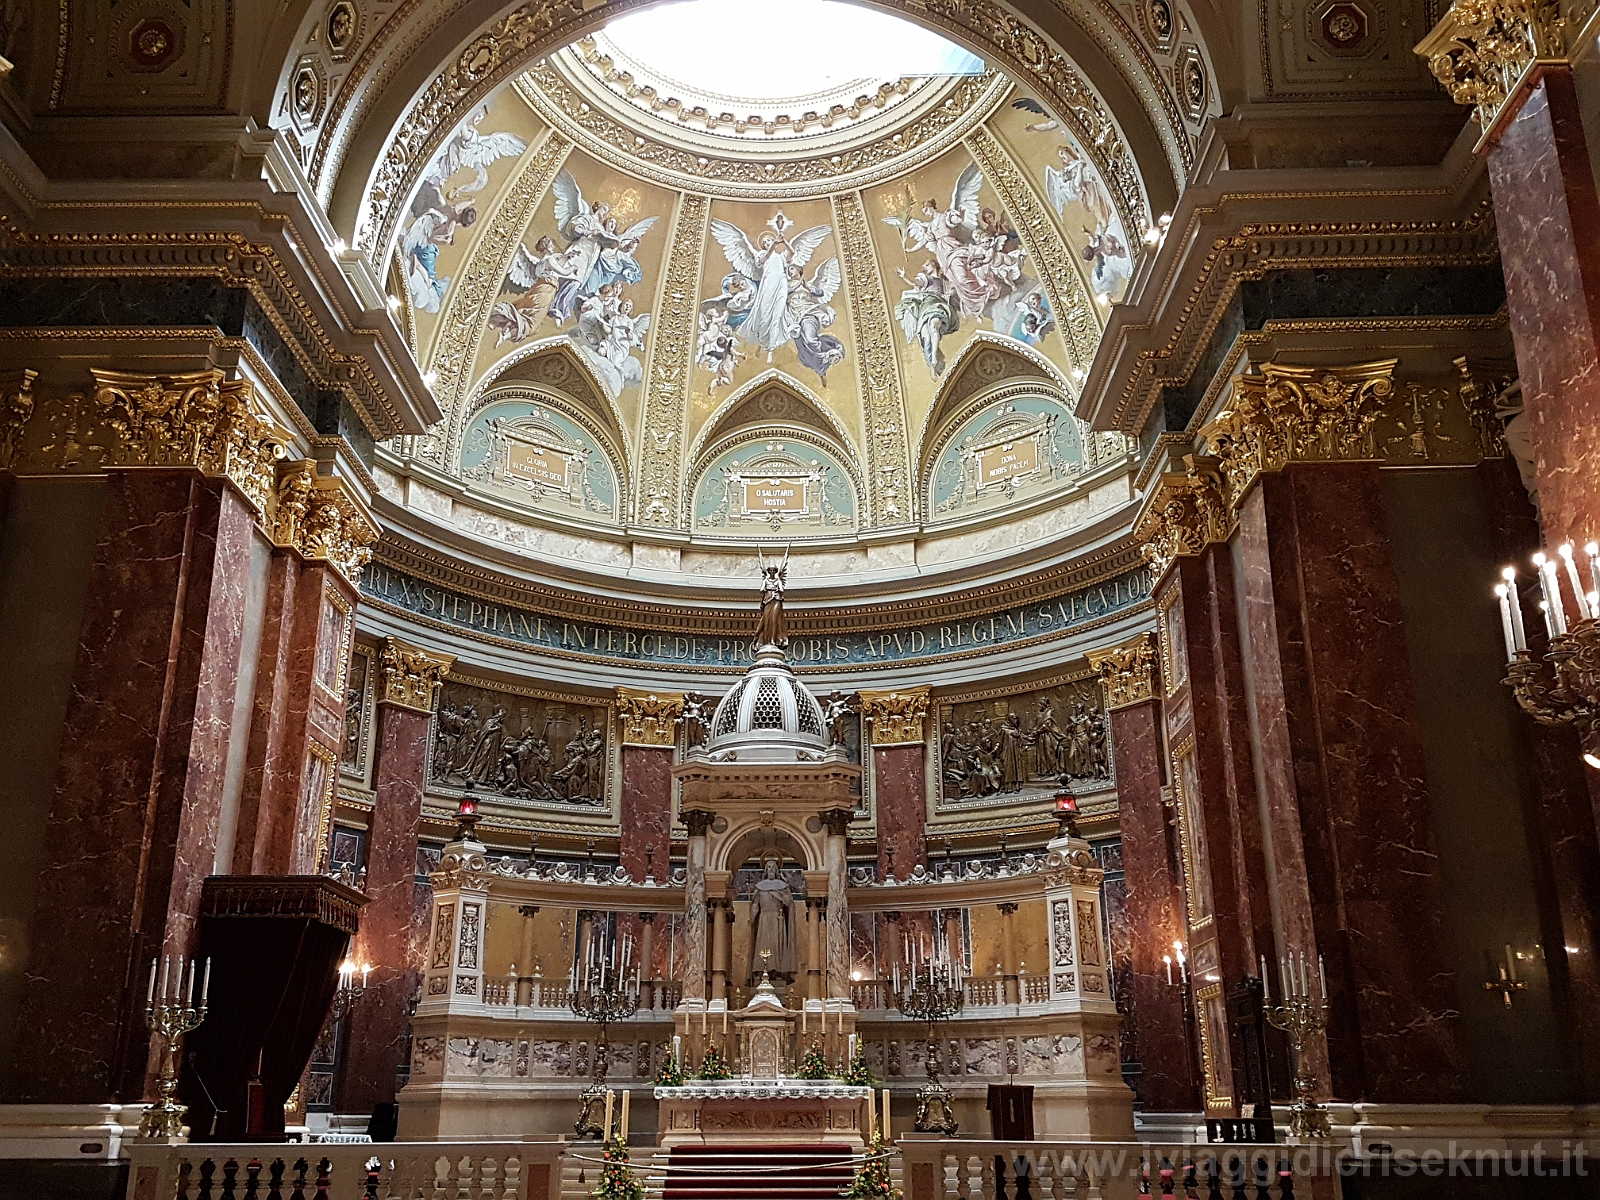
[505,441,572,491]
[742,477,809,515]
[976,436,1039,489]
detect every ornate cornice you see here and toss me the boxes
[1131,455,1232,581]
[862,687,931,747]
[1199,359,1398,501]
[616,687,683,747]
[0,228,422,440]
[1417,0,1567,145]
[273,460,382,586]
[378,636,455,714]
[1087,633,1159,708]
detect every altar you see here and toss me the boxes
[653,1079,874,1147]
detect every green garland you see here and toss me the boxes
[592,1133,643,1200]
[840,1130,901,1200]
[697,1043,731,1080]
[654,1055,685,1087]
[796,1037,833,1080]
[844,1039,873,1087]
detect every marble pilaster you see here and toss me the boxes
[682,810,714,1002]
[339,638,452,1115]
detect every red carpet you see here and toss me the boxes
[661,1143,858,1200]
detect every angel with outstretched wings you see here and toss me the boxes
[708,211,834,359]
[1045,142,1114,229]
[883,163,984,260]
[785,254,846,384]
[546,170,661,321]
[425,106,527,195]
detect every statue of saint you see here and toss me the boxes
[755,546,789,649]
[748,855,797,983]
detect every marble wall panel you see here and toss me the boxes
[873,743,926,880]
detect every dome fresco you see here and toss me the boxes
[389,5,1142,558]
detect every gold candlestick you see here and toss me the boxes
[139,956,209,1140]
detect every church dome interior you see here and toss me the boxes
[0,0,1592,1190]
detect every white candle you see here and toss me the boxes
[1496,584,1518,662]
[1587,543,1600,606]
[1503,567,1528,650]
[146,958,157,1006]
[201,957,212,1006]
[849,1033,857,1062]
[1561,544,1592,620]
[1318,954,1326,999]
[673,1034,681,1062]
[603,1089,614,1138]
[1537,555,1569,635]
[160,955,170,1003]
[1279,956,1290,999]
[187,958,197,1006]
[882,1088,891,1139]
[620,1089,630,1139]
[1164,955,1173,986]
[1259,954,1270,1002]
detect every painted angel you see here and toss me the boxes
[548,170,660,321]
[488,235,584,344]
[894,262,960,377]
[1011,96,1060,133]
[784,255,846,383]
[884,165,1015,320]
[1083,225,1132,297]
[424,106,527,196]
[708,211,835,361]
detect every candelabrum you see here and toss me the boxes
[894,934,964,1135]
[329,959,373,1022]
[139,954,211,1139]
[569,928,641,1139]
[1261,951,1330,1139]
[1495,547,1600,732]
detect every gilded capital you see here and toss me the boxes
[616,687,684,747]
[1132,456,1232,581]
[271,460,381,586]
[89,369,285,515]
[818,808,854,837]
[1087,634,1159,709]
[1199,360,1397,503]
[861,687,930,746]
[378,637,455,714]
[1417,0,1565,141]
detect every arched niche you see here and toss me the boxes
[688,371,858,474]
[689,427,862,538]
[917,337,1086,523]
[708,822,821,877]
[458,384,628,525]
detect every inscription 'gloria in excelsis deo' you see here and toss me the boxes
[360,564,1151,667]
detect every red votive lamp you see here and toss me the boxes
[454,793,481,840]
[1054,791,1079,838]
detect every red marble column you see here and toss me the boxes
[1158,549,1277,1113]
[234,558,356,876]
[873,745,926,881]
[4,472,258,1103]
[620,745,674,882]
[339,640,451,1115]
[1486,67,1600,546]
[1237,464,1470,1102]
[1107,694,1199,1111]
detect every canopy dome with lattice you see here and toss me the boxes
[703,648,831,763]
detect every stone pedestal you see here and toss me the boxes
[654,1080,872,1147]
[1039,830,1137,1139]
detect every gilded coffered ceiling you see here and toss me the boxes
[385,7,1146,551]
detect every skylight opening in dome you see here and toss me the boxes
[601,0,985,102]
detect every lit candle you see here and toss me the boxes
[361,963,372,988]
[146,958,157,1006]
[1259,954,1270,1002]
[1503,567,1528,650]
[1537,554,1569,635]
[1560,544,1592,620]
[1496,584,1518,662]
[201,957,212,1006]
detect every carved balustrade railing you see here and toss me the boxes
[895,1140,1333,1200]
[123,1141,567,1200]
[845,974,1054,1016]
